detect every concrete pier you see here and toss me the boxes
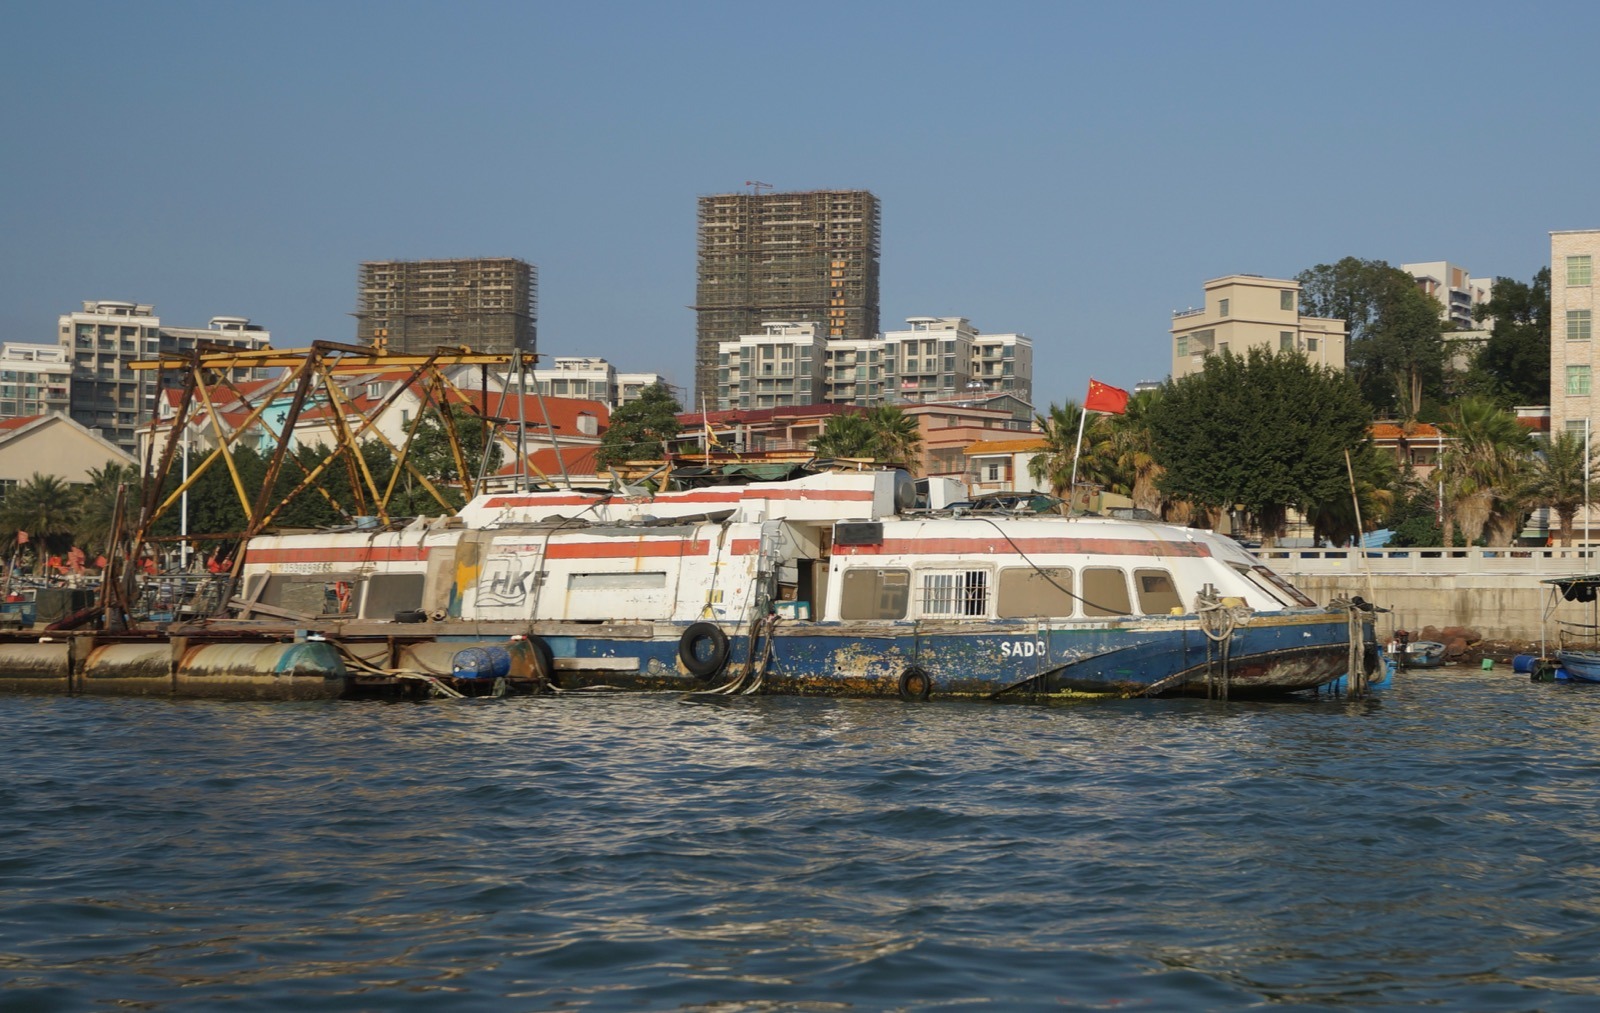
[1264,546,1598,644]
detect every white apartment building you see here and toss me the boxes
[716,322,826,410]
[56,302,272,454]
[823,338,886,405]
[1170,276,1346,379]
[881,317,1034,405]
[1402,260,1495,330]
[969,330,1032,402]
[883,317,975,403]
[0,343,72,420]
[58,300,162,454]
[525,356,669,411]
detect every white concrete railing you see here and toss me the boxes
[1260,546,1599,578]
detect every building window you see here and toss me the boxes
[1175,337,1188,357]
[1307,338,1319,352]
[1218,342,1229,356]
[1568,365,1592,396]
[1570,255,1593,287]
[1280,290,1295,311]
[1218,298,1230,317]
[1280,331,1294,352]
[1569,310,1592,341]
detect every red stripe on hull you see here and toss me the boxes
[837,537,1211,558]
[544,541,713,559]
[246,546,431,564]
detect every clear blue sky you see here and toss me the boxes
[1,1,1591,408]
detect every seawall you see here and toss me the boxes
[1264,546,1597,645]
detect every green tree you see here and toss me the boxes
[1090,390,1165,517]
[1471,268,1550,406]
[74,462,142,552]
[810,406,923,472]
[1532,428,1596,546]
[1301,442,1399,547]
[1386,484,1444,547]
[1297,257,1446,417]
[597,383,682,468]
[1027,401,1087,503]
[0,474,79,573]
[1437,396,1537,545]
[1147,347,1372,547]
[811,411,874,459]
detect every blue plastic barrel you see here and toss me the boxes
[1512,654,1538,674]
[452,645,512,680]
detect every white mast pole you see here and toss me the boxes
[1066,405,1089,516]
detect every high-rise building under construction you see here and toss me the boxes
[693,189,880,403]
[356,257,536,355]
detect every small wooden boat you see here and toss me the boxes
[1401,640,1448,668]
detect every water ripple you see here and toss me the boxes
[6,673,1600,1009]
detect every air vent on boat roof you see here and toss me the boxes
[835,522,884,546]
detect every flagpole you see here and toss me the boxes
[1066,404,1089,517]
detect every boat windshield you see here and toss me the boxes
[1230,563,1317,608]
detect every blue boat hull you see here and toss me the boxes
[1557,650,1600,683]
[519,608,1365,699]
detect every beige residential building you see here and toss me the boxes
[1551,231,1600,445]
[0,413,135,494]
[1169,275,1346,379]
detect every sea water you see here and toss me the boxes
[4,670,1600,1010]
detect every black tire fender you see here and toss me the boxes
[679,622,730,679]
[898,665,932,701]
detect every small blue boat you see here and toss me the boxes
[1541,575,1600,683]
[1400,640,1448,668]
[1555,649,1600,683]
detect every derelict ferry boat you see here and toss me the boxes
[214,468,1376,701]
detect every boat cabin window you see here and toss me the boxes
[918,569,989,618]
[361,573,426,619]
[1134,568,1183,615]
[997,567,1076,618]
[1080,567,1133,617]
[245,573,358,616]
[840,568,910,620]
[567,572,668,590]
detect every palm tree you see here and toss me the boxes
[1096,391,1165,517]
[811,407,923,473]
[1027,402,1085,505]
[864,405,922,474]
[1438,397,1537,546]
[74,462,142,554]
[1533,429,1596,546]
[811,411,876,460]
[0,473,79,573]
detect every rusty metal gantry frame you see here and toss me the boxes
[122,341,531,616]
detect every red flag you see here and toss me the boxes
[15,530,26,545]
[1084,379,1129,415]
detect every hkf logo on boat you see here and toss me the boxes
[1000,639,1048,658]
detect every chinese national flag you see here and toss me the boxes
[1084,379,1129,415]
